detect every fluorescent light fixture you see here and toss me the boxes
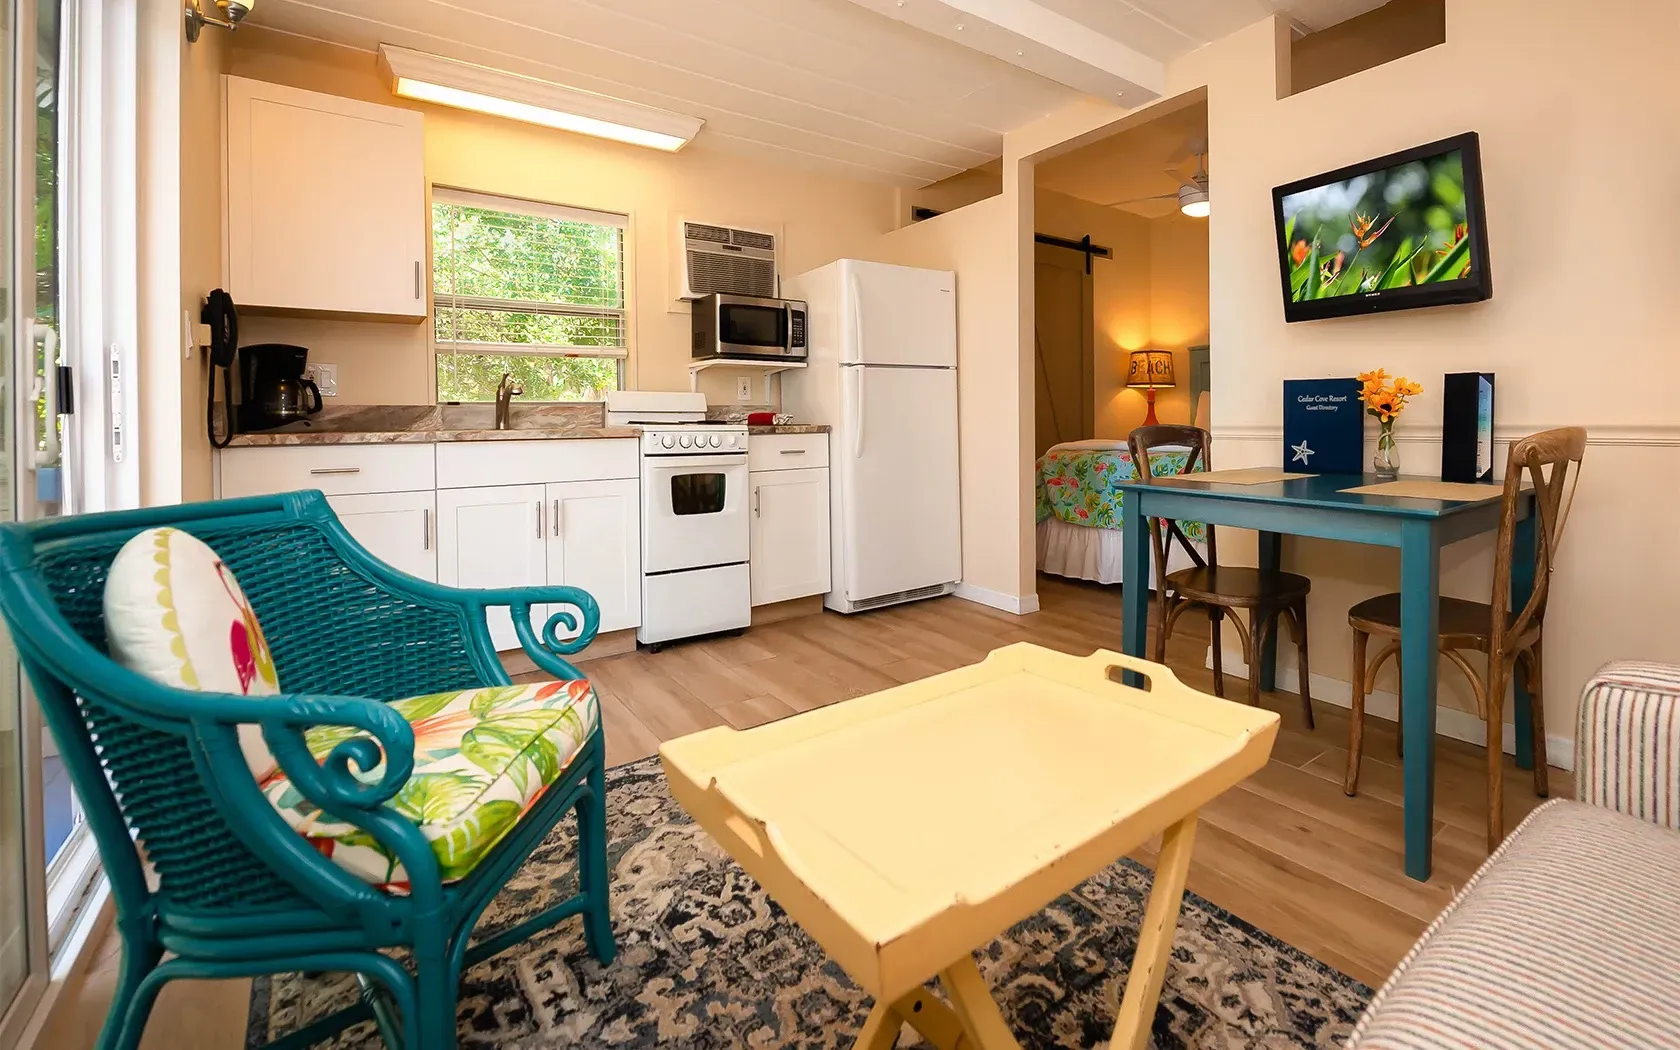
[378,44,704,152]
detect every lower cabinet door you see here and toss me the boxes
[749,467,832,606]
[546,479,641,636]
[436,484,548,652]
[326,490,437,582]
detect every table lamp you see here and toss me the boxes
[1127,350,1176,426]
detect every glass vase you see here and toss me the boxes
[1373,422,1400,480]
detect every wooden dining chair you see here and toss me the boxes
[1342,427,1587,850]
[1128,425,1315,726]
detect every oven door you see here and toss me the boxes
[715,295,793,358]
[642,453,751,573]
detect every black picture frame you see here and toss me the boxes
[1272,132,1494,323]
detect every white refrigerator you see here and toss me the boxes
[784,259,961,613]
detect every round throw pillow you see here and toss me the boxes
[103,526,281,778]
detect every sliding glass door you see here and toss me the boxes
[0,0,42,1033]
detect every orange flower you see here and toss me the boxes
[1291,239,1310,266]
[1350,212,1396,249]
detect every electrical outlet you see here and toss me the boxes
[306,362,339,397]
[736,376,752,402]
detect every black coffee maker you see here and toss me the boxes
[238,343,323,431]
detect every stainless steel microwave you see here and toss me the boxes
[691,293,808,361]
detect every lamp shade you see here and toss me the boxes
[1127,350,1176,389]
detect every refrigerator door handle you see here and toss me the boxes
[851,367,865,459]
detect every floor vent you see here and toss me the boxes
[849,583,951,612]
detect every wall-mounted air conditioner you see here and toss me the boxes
[676,219,779,300]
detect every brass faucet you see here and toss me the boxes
[494,372,523,430]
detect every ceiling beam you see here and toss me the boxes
[845,0,1164,102]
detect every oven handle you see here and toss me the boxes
[644,452,749,470]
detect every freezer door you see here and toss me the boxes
[837,364,961,601]
[840,259,956,368]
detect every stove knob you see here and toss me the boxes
[709,434,722,447]
[679,434,692,448]
[726,434,738,447]
[660,435,674,449]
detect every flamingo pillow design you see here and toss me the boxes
[104,527,282,778]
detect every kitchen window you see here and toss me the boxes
[431,188,628,402]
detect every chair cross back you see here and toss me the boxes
[1127,424,1216,571]
[1494,427,1587,648]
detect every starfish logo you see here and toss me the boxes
[1290,439,1315,466]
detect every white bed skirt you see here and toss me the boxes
[1035,516,1204,586]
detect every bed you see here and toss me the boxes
[1034,438,1207,586]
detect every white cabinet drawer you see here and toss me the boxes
[219,444,436,498]
[436,439,638,489]
[748,433,829,472]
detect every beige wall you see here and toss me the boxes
[180,28,228,502]
[1032,189,1208,439]
[1155,4,1680,756]
[880,196,1030,601]
[225,29,898,407]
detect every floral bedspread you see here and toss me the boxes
[1035,442,1207,541]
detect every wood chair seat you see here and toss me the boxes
[1348,592,1516,644]
[1168,566,1312,607]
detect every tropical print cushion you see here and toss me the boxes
[1035,444,1208,541]
[260,679,599,893]
[103,526,281,778]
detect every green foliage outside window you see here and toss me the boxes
[432,195,626,402]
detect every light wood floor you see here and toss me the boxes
[46,575,1566,1047]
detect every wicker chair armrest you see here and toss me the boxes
[1576,662,1680,827]
[466,585,602,681]
[256,693,417,810]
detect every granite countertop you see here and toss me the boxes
[223,404,828,447]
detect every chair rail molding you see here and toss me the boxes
[1211,422,1680,448]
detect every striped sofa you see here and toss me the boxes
[1348,662,1680,1049]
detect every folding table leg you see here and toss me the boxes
[855,1001,908,1050]
[1110,812,1199,1050]
[942,957,1026,1050]
[858,983,970,1050]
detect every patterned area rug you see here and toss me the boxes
[248,757,1372,1048]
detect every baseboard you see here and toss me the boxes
[1207,645,1576,771]
[751,594,825,626]
[954,582,1040,615]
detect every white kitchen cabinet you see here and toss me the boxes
[327,490,438,583]
[223,75,427,320]
[749,466,831,606]
[436,485,548,651]
[545,480,641,636]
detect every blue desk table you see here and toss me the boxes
[1115,472,1534,882]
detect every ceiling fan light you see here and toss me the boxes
[1178,183,1209,218]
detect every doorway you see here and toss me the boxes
[1033,242,1094,458]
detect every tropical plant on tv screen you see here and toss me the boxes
[1280,148,1473,302]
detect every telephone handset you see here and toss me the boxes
[204,289,238,449]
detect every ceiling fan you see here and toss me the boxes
[1104,147,1210,218]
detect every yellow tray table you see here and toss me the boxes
[659,642,1279,1050]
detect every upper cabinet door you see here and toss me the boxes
[224,76,427,320]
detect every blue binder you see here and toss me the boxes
[1283,378,1363,474]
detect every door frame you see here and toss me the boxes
[1033,241,1096,449]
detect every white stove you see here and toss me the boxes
[605,392,751,649]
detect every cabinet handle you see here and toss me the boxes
[753,485,760,518]
[535,500,543,539]
[422,507,431,551]
[415,260,423,300]
[778,448,806,455]
[552,498,559,536]
[309,466,361,475]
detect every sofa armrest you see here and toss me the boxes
[1575,661,1680,827]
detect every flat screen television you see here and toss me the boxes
[1273,132,1492,323]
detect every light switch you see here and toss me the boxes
[306,362,339,397]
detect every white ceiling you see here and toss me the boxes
[245,0,1395,188]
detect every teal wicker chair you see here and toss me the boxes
[0,490,615,1050]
